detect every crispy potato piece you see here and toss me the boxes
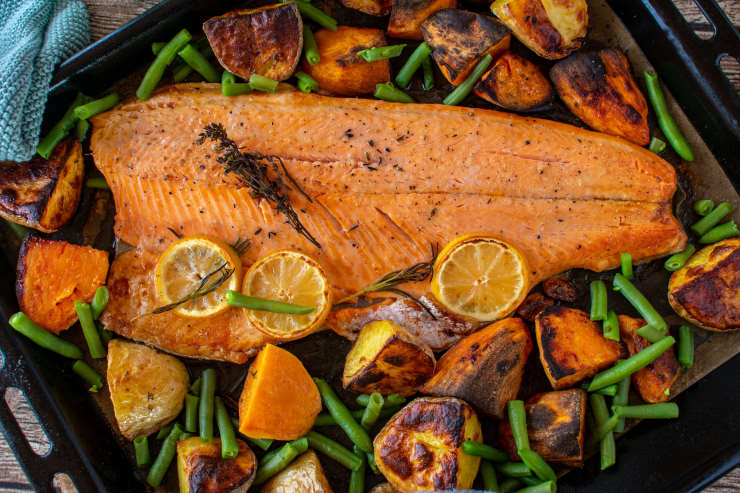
[618,315,679,403]
[421,9,510,85]
[239,343,321,440]
[550,48,650,145]
[177,437,257,493]
[16,236,109,334]
[107,339,189,440]
[301,26,390,96]
[260,450,333,493]
[0,138,83,233]
[387,0,457,40]
[369,484,398,493]
[343,320,435,397]
[473,51,553,111]
[374,397,482,492]
[421,317,532,419]
[203,3,302,81]
[497,389,586,467]
[516,292,555,322]
[542,276,577,302]
[342,0,392,16]
[535,306,626,389]
[491,0,587,60]
[668,239,740,332]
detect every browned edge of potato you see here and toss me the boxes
[387,0,458,40]
[177,437,257,493]
[342,0,393,16]
[473,50,553,111]
[260,449,333,493]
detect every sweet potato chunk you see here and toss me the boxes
[16,236,109,334]
[238,343,321,440]
[421,9,511,85]
[260,450,333,493]
[535,306,626,389]
[422,317,532,418]
[0,138,83,233]
[473,51,553,111]
[550,48,650,145]
[618,315,679,403]
[177,437,257,493]
[203,3,302,81]
[343,320,435,397]
[342,0,392,16]
[387,0,457,40]
[301,26,390,96]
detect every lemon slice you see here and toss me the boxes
[155,235,242,318]
[241,250,332,341]
[431,234,530,321]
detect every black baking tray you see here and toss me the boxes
[1,0,739,491]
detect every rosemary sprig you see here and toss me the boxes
[147,262,233,315]
[230,237,251,256]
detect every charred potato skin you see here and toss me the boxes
[374,397,482,492]
[203,3,303,81]
[668,239,740,332]
[550,48,650,145]
[260,450,333,493]
[178,437,257,493]
[0,138,83,232]
[342,0,392,16]
[542,277,577,302]
[421,317,532,419]
[387,0,458,41]
[516,292,555,322]
[473,51,553,111]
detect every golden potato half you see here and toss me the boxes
[177,437,257,493]
[260,450,333,493]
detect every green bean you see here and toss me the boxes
[173,63,192,83]
[422,56,435,90]
[147,423,184,487]
[581,381,618,396]
[613,374,630,433]
[636,324,666,343]
[152,42,165,55]
[643,71,694,161]
[357,393,406,408]
[184,394,198,433]
[507,400,530,451]
[305,431,363,470]
[519,476,543,486]
[221,70,252,97]
[614,403,679,419]
[613,273,667,332]
[249,74,279,93]
[4,220,30,241]
[480,460,500,491]
[314,406,399,426]
[291,0,337,30]
[156,422,174,440]
[699,221,739,244]
[295,71,319,93]
[99,326,115,345]
[462,441,509,462]
[691,202,733,236]
[91,286,110,320]
[37,92,87,159]
[259,447,280,466]
[694,199,715,216]
[74,93,120,120]
[9,312,83,359]
[360,392,384,429]
[443,54,492,106]
[137,29,192,100]
[199,368,216,442]
[496,461,532,477]
[515,480,556,493]
[313,378,373,453]
[501,478,522,493]
[664,244,696,271]
[395,42,431,88]
[134,435,151,467]
[226,290,314,314]
[86,177,109,189]
[254,437,309,484]
[621,252,633,280]
[678,325,694,368]
[72,360,104,392]
[303,26,320,65]
[358,44,406,63]
[374,82,415,103]
[585,414,620,449]
[178,44,219,82]
[230,416,274,450]
[74,302,106,359]
[215,397,238,459]
[190,377,202,395]
[518,448,556,482]
[648,137,666,154]
[366,451,379,474]
[589,280,607,321]
[349,445,366,493]
[590,394,616,470]
[589,336,675,391]
[75,119,90,141]
[603,309,620,342]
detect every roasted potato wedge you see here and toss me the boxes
[374,397,482,492]
[203,3,302,81]
[107,339,189,440]
[421,317,531,419]
[177,437,257,493]
[260,450,333,493]
[542,276,577,302]
[0,138,83,233]
[343,320,435,397]
[516,292,555,322]
[16,236,109,334]
[301,26,390,96]
[387,0,457,40]
[668,238,740,331]
[421,9,510,85]
[491,0,587,60]
[497,389,587,467]
[550,48,650,145]
[473,51,553,111]
[369,484,399,493]
[342,0,392,16]
[618,315,679,403]
[535,306,626,389]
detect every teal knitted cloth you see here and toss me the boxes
[0,0,89,162]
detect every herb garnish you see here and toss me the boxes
[147,262,234,316]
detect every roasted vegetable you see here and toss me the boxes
[369,484,398,493]
[491,0,587,60]
[203,3,303,81]
[535,306,626,389]
[516,292,554,322]
[618,315,679,403]
[238,343,321,440]
[497,389,586,467]
[343,320,435,397]
[387,0,457,40]
[422,317,532,419]
[374,397,482,491]
[177,437,257,493]
[542,276,577,302]
[16,236,109,334]
[107,339,189,440]
[473,51,553,111]
[668,238,740,332]
[341,0,392,16]
[0,138,83,232]
[260,450,333,493]
[550,48,650,146]
[421,9,510,85]
[300,26,391,96]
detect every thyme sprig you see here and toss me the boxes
[147,262,233,316]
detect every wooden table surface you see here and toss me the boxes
[1,0,739,491]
